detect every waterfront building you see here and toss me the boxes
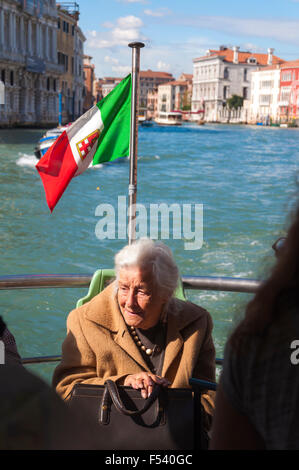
[250,64,282,124]
[92,77,103,104]
[279,60,299,124]
[95,70,174,119]
[146,87,158,120]
[157,79,189,116]
[83,54,95,112]
[56,2,85,123]
[0,0,62,127]
[139,70,174,117]
[99,77,122,98]
[192,46,284,122]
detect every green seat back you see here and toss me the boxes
[76,268,186,308]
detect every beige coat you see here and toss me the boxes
[53,282,216,418]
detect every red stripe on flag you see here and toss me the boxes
[36,131,78,212]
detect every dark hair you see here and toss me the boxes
[0,316,6,337]
[229,203,299,348]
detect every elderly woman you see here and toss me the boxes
[53,239,215,428]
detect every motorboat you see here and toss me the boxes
[154,112,182,126]
[34,124,71,160]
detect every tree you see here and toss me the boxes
[226,95,244,109]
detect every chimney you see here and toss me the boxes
[267,48,274,65]
[233,46,240,64]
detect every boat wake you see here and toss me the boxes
[89,163,104,170]
[16,153,38,167]
[16,153,104,171]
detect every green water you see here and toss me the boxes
[0,123,298,383]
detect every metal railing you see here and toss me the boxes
[0,273,262,365]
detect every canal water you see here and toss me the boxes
[0,123,298,383]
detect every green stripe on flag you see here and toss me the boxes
[93,74,131,165]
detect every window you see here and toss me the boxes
[282,71,292,82]
[243,87,248,99]
[10,71,14,86]
[244,69,248,81]
[259,94,271,104]
[260,80,274,89]
[247,57,257,64]
[58,52,69,72]
[1,70,5,83]
[63,21,69,33]
[281,87,291,101]
[223,86,229,99]
[224,67,229,79]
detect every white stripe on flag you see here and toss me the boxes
[66,106,104,176]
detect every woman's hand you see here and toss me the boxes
[124,372,171,399]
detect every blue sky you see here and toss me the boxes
[75,0,299,79]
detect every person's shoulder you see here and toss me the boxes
[173,297,210,317]
[67,280,118,328]
[170,297,212,329]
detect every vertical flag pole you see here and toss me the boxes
[128,42,144,245]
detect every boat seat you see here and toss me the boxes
[76,268,186,308]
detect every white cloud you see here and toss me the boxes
[144,8,171,17]
[117,15,143,29]
[173,15,299,45]
[102,21,114,29]
[86,15,146,49]
[156,60,170,71]
[112,65,132,74]
[104,56,119,64]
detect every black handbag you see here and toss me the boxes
[68,379,203,450]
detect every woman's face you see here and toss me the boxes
[117,266,168,330]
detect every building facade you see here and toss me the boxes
[157,80,189,114]
[83,54,95,112]
[139,70,174,117]
[146,87,158,120]
[0,0,62,126]
[99,77,122,98]
[279,60,299,124]
[56,2,85,123]
[192,46,284,122]
[250,65,281,124]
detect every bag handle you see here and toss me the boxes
[104,379,161,417]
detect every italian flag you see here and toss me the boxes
[36,74,131,212]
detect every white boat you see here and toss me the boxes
[154,112,182,126]
[34,124,71,160]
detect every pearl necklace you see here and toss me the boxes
[129,325,156,356]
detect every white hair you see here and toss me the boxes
[114,238,179,300]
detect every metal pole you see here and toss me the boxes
[127,42,144,245]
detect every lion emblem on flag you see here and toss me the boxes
[76,129,100,161]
